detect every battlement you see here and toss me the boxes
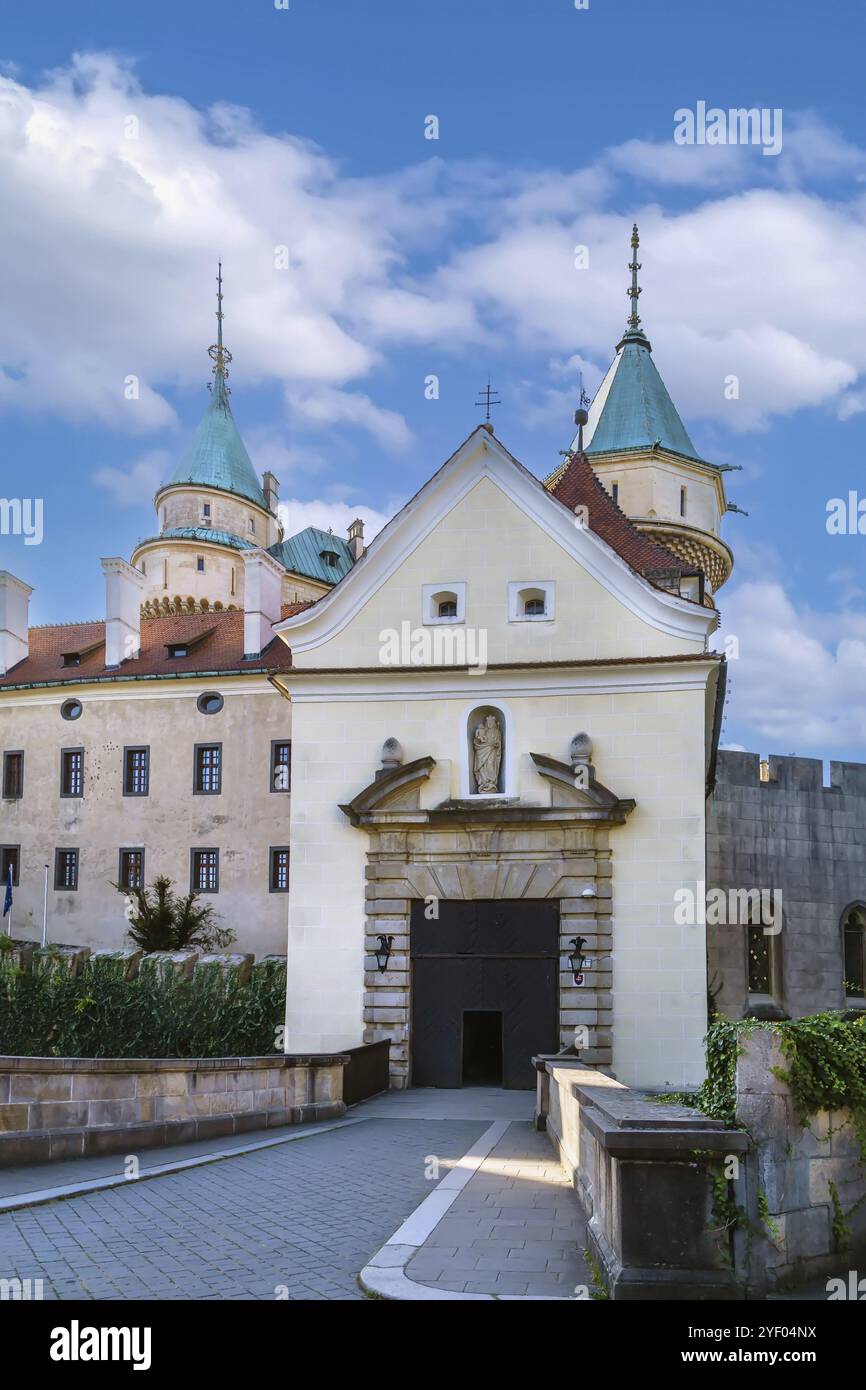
[715,749,866,795]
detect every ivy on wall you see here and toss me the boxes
[0,950,287,1059]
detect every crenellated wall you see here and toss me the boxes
[707,750,866,1020]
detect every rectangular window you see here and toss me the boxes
[60,748,84,798]
[196,556,205,573]
[844,920,865,998]
[269,846,290,892]
[2,751,23,799]
[203,503,211,519]
[194,744,222,794]
[54,848,79,891]
[191,848,219,893]
[680,486,687,517]
[123,746,150,796]
[0,845,20,887]
[162,558,168,590]
[747,915,771,995]
[611,482,619,505]
[118,848,145,892]
[271,740,291,792]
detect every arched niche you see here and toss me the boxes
[461,702,513,798]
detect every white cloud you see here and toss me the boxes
[276,496,395,546]
[91,448,171,504]
[716,578,866,752]
[4,58,866,447]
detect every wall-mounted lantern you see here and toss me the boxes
[374,934,395,973]
[568,936,588,986]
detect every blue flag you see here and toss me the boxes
[2,863,12,919]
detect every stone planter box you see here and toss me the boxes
[0,1054,348,1166]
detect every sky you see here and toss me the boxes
[1,0,866,759]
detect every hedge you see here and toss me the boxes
[0,953,287,1059]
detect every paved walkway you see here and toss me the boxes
[0,1088,586,1301]
[404,1123,590,1297]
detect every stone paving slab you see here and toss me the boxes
[404,1121,591,1298]
[0,1117,486,1300]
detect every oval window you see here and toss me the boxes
[61,698,83,721]
[197,691,224,716]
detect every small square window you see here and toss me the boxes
[54,848,79,891]
[61,748,84,798]
[269,847,290,892]
[191,848,219,893]
[118,848,145,892]
[123,746,150,796]
[0,845,20,887]
[271,741,291,792]
[508,582,555,622]
[422,582,466,625]
[2,751,23,799]
[194,744,222,794]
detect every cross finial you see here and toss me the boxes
[208,260,233,396]
[627,223,642,331]
[475,376,501,426]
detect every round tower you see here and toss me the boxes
[551,226,736,601]
[132,266,283,617]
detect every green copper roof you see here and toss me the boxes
[586,336,702,461]
[156,526,258,552]
[268,527,354,584]
[165,371,269,510]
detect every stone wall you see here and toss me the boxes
[735,1030,866,1293]
[707,750,866,1019]
[0,1054,347,1167]
[536,1056,745,1299]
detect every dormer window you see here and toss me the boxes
[62,653,82,668]
[167,644,188,659]
[320,550,339,568]
[509,582,555,622]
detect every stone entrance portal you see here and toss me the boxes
[340,740,636,1089]
[410,899,559,1089]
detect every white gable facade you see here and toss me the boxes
[274,427,721,1091]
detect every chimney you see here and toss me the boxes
[243,549,284,659]
[0,571,32,676]
[101,558,145,667]
[347,517,365,562]
[263,471,280,514]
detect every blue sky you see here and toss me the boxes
[2,0,866,757]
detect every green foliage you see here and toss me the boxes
[829,1181,849,1253]
[0,954,286,1058]
[118,875,236,954]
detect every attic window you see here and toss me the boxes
[438,599,458,618]
[508,582,555,622]
[422,584,466,625]
[164,626,217,662]
[320,550,340,568]
[168,645,188,659]
[63,653,82,668]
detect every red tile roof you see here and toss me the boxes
[0,604,308,690]
[548,449,688,579]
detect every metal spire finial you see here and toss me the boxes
[627,223,642,331]
[475,376,501,427]
[208,260,232,396]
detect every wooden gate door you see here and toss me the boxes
[410,900,559,1089]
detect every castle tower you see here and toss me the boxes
[549,226,734,600]
[132,265,283,616]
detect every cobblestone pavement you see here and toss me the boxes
[0,1117,486,1301]
[404,1122,591,1298]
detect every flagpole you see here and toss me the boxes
[42,864,49,947]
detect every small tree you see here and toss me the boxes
[118,875,236,953]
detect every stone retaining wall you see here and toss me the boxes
[735,1030,866,1292]
[0,1054,347,1167]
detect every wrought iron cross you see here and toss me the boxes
[475,376,501,424]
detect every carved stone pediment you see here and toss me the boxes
[340,752,635,830]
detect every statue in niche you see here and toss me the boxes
[473,714,502,794]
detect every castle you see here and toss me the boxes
[1,230,862,1091]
